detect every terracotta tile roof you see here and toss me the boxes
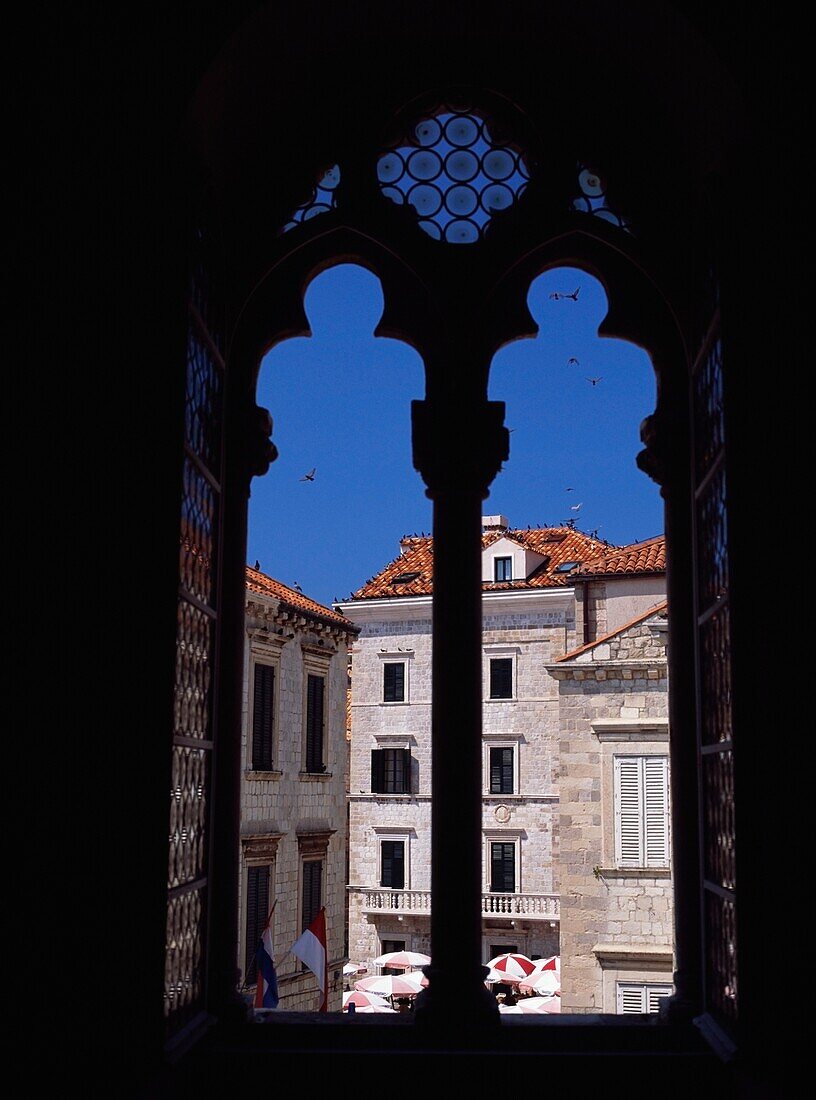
[352,527,612,599]
[570,535,666,578]
[246,566,358,630]
[557,600,668,662]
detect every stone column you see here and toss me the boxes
[411,397,508,1026]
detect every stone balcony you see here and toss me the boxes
[352,886,560,921]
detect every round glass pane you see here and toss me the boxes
[303,202,331,220]
[381,185,405,205]
[445,149,480,182]
[319,166,340,190]
[444,218,480,243]
[415,118,442,147]
[407,183,443,217]
[377,153,405,184]
[578,168,604,197]
[418,219,442,240]
[481,182,514,212]
[482,149,515,181]
[407,149,443,181]
[444,114,480,147]
[445,184,478,216]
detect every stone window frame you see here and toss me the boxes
[592,719,671,875]
[301,647,333,776]
[372,825,413,890]
[483,828,524,894]
[482,736,521,796]
[483,644,520,702]
[593,944,675,1013]
[493,554,513,582]
[377,649,413,706]
[239,833,282,989]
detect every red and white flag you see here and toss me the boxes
[290,907,328,1011]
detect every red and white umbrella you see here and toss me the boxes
[343,990,396,1012]
[354,970,427,997]
[529,955,560,975]
[485,953,537,984]
[373,950,431,971]
[516,994,561,1014]
[519,970,561,996]
[343,962,366,977]
[498,1003,523,1014]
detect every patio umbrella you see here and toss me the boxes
[529,955,560,975]
[516,995,561,1014]
[485,953,537,984]
[343,991,394,1012]
[373,950,431,970]
[343,962,366,976]
[498,1003,524,1013]
[519,970,561,996]
[483,967,506,984]
[354,971,427,997]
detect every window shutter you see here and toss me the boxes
[245,866,269,983]
[399,748,411,793]
[616,757,644,866]
[644,756,669,866]
[371,749,385,792]
[306,674,325,772]
[383,662,405,702]
[252,664,275,770]
[302,860,322,932]
[489,658,513,699]
[617,984,647,1014]
[491,842,515,892]
[646,985,673,1013]
[381,841,405,888]
[490,747,513,793]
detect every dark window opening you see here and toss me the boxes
[371,748,412,794]
[305,673,325,772]
[245,866,269,985]
[489,747,514,794]
[251,664,275,770]
[381,841,405,889]
[383,661,405,702]
[490,842,516,893]
[489,658,513,699]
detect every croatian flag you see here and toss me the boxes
[254,903,279,1009]
[290,906,328,1012]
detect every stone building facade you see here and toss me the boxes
[338,517,670,1012]
[237,566,359,1011]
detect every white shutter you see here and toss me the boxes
[646,984,673,1013]
[643,756,670,866]
[617,984,647,1014]
[615,757,643,866]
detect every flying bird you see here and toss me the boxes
[568,357,579,367]
[300,467,316,481]
[565,487,574,492]
[586,377,602,386]
[571,502,583,511]
[550,287,581,301]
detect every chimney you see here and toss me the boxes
[482,515,509,532]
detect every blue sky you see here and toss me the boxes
[248,264,662,609]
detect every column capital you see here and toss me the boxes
[412,399,509,499]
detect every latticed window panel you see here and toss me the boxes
[377,107,529,243]
[281,165,341,233]
[571,164,631,231]
[189,226,225,357]
[693,338,724,481]
[174,600,214,741]
[165,886,206,1030]
[704,891,738,1028]
[185,325,223,471]
[702,749,736,891]
[179,457,217,605]
[168,745,209,889]
[699,605,732,746]
[696,464,728,611]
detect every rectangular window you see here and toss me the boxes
[616,982,673,1014]
[371,748,412,794]
[490,841,516,892]
[245,865,270,985]
[251,663,275,770]
[305,673,325,772]
[380,938,406,975]
[489,657,513,699]
[494,556,512,582]
[301,859,323,933]
[381,841,405,889]
[489,747,514,794]
[615,756,670,867]
[383,662,405,702]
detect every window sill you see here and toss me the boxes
[599,867,672,878]
[244,769,282,781]
[485,697,516,703]
[380,700,408,706]
[298,771,333,781]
